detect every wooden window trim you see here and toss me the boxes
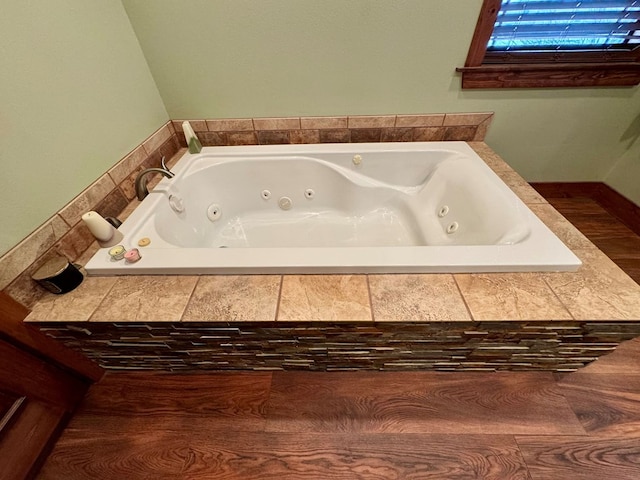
[457,0,640,88]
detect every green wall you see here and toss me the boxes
[122,0,639,199]
[0,1,168,256]
[2,1,638,256]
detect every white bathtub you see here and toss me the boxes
[85,142,581,274]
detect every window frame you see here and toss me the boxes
[457,0,640,88]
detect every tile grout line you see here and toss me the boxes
[542,276,576,322]
[87,279,119,321]
[179,276,202,322]
[273,275,284,321]
[452,274,475,322]
[366,275,375,323]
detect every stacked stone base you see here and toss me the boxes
[36,321,640,372]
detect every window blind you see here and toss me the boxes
[488,0,640,51]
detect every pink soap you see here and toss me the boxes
[124,248,141,263]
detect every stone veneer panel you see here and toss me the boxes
[35,321,640,372]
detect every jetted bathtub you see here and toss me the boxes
[85,142,581,274]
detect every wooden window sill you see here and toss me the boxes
[457,63,640,89]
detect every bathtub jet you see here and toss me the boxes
[85,142,581,275]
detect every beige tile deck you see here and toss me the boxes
[497,170,548,204]
[529,203,596,251]
[182,276,281,321]
[455,273,573,321]
[278,275,371,321]
[89,276,198,321]
[26,276,118,322]
[543,249,640,321]
[369,274,471,321]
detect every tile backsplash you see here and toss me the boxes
[0,113,493,308]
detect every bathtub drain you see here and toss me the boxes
[278,196,293,210]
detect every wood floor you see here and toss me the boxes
[36,189,640,480]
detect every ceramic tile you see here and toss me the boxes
[319,129,351,143]
[351,128,382,143]
[497,170,548,204]
[53,221,96,262]
[395,114,445,128]
[0,218,68,290]
[95,187,129,221]
[174,119,208,132]
[369,274,471,321]
[455,273,573,321]
[199,131,226,146]
[206,118,254,132]
[443,112,493,126]
[348,115,396,129]
[381,128,414,142]
[443,126,478,141]
[75,240,100,266]
[26,276,118,321]
[142,122,173,155]
[50,214,71,236]
[155,134,181,166]
[412,127,446,141]
[529,204,596,250]
[164,148,186,170]
[300,116,348,129]
[253,117,300,131]
[468,142,516,173]
[290,129,321,144]
[543,248,640,320]
[226,131,258,145]
[90,276,198,321]
[278,275,371,321]
[59,174,117,227]
[4,267,47,308]
[320,128,351,143]
[108,146,147,186]
[182,276,281,321]
[257,130,290,145]
[473,118,493,141]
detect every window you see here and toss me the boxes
[458,0,640,88]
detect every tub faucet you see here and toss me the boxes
[135,163,175,201]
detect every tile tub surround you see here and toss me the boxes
[172,113,494,147]
[0,121,182,308]
[1,113,492,308]
[23,140,640,372]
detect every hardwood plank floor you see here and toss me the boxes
[36,190,640,479]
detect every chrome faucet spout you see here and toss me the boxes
[135,167,175,201]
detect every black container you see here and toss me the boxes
[32,257,84,294]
